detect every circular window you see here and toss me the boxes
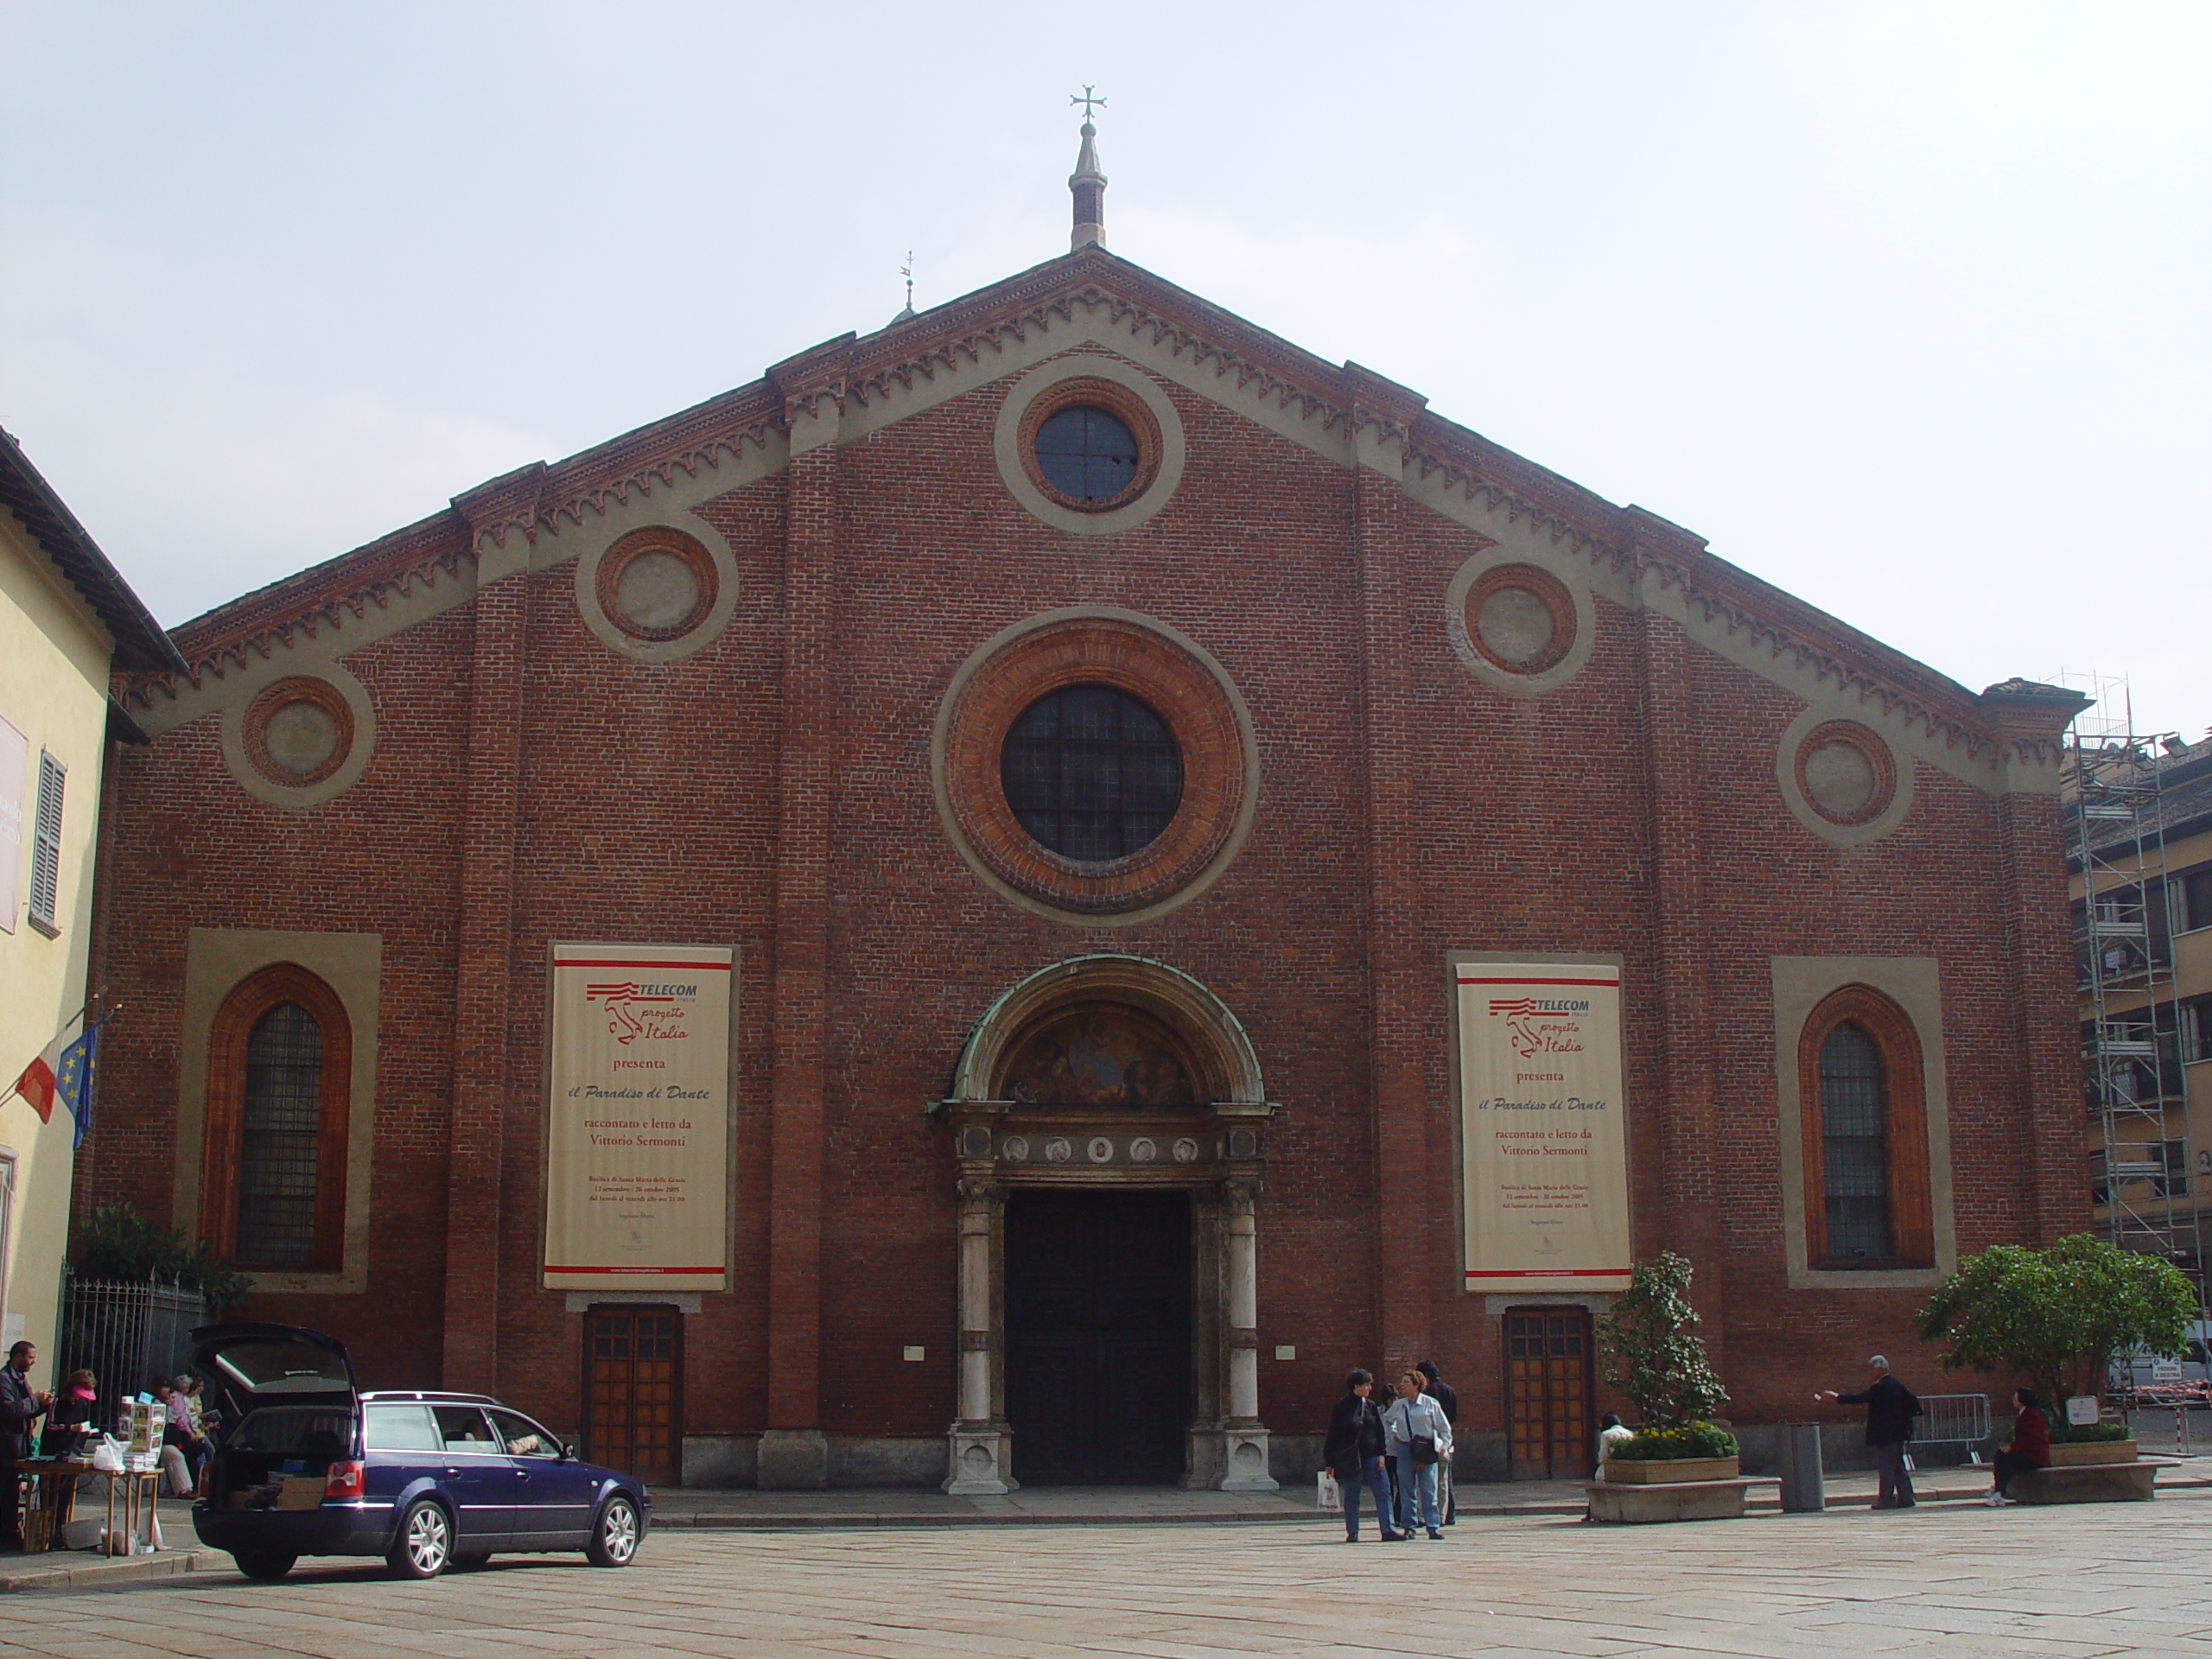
[1466,563,1576,675]
[1015,377,1163,514]
[1796,721,1897,826]
[595,527,717,642]
[937,612,1255,920]
[242,678,353,786]
[1001,684,1183,861]
[1033,408,1140,504]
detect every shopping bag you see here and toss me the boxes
[91,1435,123,1473]
[1316,1470,1341,1511]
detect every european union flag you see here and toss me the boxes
[54,1023,98,1152]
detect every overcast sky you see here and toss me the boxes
[3,1,2205,735]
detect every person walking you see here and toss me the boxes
[1,1341,54,1552]
[1416,1359,1459,1525]
[1820,1354,1923,1509]
[1323,1369,1400,1542]
[1384,1368,1452,1540]
[1985,1388,2050,1506]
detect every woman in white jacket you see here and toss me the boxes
[1383,1369,1452,1540]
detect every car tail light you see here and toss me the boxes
[323,1460,365,1500]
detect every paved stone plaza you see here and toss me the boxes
[4,1491,2211,1658]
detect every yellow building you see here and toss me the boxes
[0,429,182,1362]
[2069,728,2212,1288]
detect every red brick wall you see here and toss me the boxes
[75,342,2083,1453]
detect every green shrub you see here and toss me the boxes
[1916,1234,2194,1408]
[2049,1419,2133,1445]
[1613,1421,1738,1461]
[74,1202,253,1313]
[1594,1252,1730,1430]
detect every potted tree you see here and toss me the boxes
[1588,1252,1745,1521]
[1916,1233,2195,1468]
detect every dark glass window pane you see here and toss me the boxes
[1034,405,1140,501]
[1818,1022,1892,1260]
[1001,684,1182,861]
[237,1001,322,1267]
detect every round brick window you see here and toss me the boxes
[596,526,717,642]
[1466,563,1576,675]
[1001,684,1183,861]
[938,614,1251,918]
[1016,378,1162,514]
[1795,721,1897,826]
[242,677,353,786]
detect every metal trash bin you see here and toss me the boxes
[1777,1421,1825,1512]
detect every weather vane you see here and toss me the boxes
[900,250,913,312]
[1071,85,1106,122]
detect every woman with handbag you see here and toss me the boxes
[1384,1369,1452,1540]
[1322,1369,1400,1542]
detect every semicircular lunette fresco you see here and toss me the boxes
[999,1004,1203,1110]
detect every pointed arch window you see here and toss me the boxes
[201,963,351,1271]
[1797,986,1934,1269]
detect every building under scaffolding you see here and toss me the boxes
[2062,677,2212,1305]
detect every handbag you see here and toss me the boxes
[1411,1434,1439,1467]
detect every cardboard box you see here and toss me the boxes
[276,1476,326,1511]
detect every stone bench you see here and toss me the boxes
[2010,1459,2174,1504]
[1586,1477,1779,1524]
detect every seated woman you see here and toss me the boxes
[1985,1387,2050,1506]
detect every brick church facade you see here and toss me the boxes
[75,131,2089,1489]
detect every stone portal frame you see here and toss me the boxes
[938,956,1277,1496]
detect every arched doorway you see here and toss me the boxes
[938,957,1276,1494]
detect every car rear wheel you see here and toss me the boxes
[587,1495,639,1567]
[387,1498,453,1579]
[232,1547,296,1581]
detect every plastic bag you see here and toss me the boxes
[1316,1470,1341,1511]
[90,1434,123,1473]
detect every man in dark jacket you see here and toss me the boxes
[1322,1369,1400,1541]
[2,1341,54,1552]
[1821,1354,1923,1509]
[1416,1359,1459,1524]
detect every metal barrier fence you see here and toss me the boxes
[54,1269,208,1426]
[1903,1393,1992,1468]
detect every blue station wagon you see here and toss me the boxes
[191,1322,650,1580]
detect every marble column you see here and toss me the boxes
[943,1176,1016,1493]
[1215,1179,1277,1491]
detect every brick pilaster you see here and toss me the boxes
[1347,365,1431,1375]
[762,340,854,1435]
[440,479,536,1391]
[1630,536,1726,1376]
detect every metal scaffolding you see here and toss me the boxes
[2063,673,2204,1296]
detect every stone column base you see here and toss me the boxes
[1217,1423,1277,1492]
[1186,1423,1278,1491]
[756,1427,830,1490]
[944,1421,1019,1495]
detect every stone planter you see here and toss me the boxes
[2046,1439,2138,1466]
[1586,1476,1760,1523]
[1602,1454,1741,1484]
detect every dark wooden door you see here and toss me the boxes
[1006,1189,1191,1485]
[583,1306,681,1486]
[1504,1307,1593,1479]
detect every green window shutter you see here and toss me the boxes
[29,751,64,931]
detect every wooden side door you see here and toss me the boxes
[1503,1307,1593,1480]
[583,1306,681,1487]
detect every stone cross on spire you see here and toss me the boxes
[1068,86,1107,251]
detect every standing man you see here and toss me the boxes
[1416,1359,1459,1525]
[1820,1354,1923,1510]
[1,1341,54,1552]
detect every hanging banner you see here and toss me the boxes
[543,943,731,1292]
[1456,958,1631,1292]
